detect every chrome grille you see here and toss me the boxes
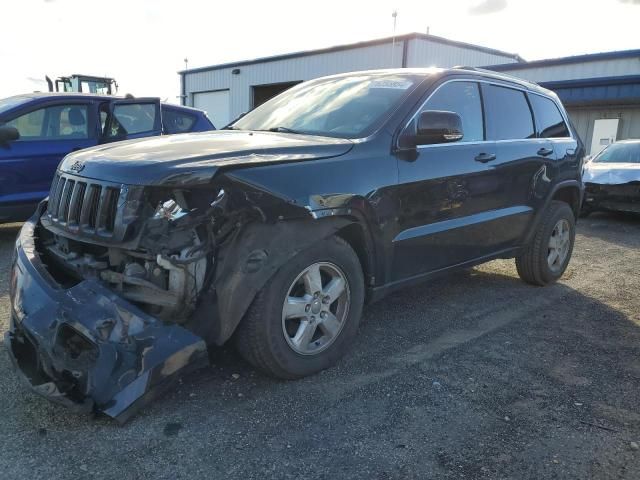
[47,173,121,235]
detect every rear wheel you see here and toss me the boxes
[235,235,364,379]
[516,201,575,286]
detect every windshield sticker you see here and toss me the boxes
[369,79,413,90]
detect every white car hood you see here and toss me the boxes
[583,162,640,185]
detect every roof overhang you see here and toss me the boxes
[485,49,640,71]
[540,75,640,107]
[179,32,523,76]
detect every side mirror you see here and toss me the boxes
[416,110,463,145]
[0,126,20,146]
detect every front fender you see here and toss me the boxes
[192,217,353,345]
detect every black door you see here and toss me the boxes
[527,92,579,193]
[393,80,512,281]
[100,98,162,143]
[481,84,552,236]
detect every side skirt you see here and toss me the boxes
[366,246,522,303]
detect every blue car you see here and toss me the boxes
[0,93,214,222]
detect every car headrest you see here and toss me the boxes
[68,107,86,126]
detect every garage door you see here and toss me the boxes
[193,90,230,127]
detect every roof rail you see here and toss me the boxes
[451,65,541,88]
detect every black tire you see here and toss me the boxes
[234,235,364,379]
[516,201,576,286]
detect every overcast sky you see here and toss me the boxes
[2,0,639,103]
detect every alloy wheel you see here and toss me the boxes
[548,218,571,273]
[281,262,351,355]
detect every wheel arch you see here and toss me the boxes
[522,180,584,246]
[192,215,373,345]
[334,219,378,288]
[551,184,582,219]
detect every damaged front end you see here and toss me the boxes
[6,166,345,421]
[6,204,212,422]
[6,173,239,421]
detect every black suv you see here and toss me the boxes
[7,68,584,421]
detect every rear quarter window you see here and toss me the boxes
[529,94,570,138]
[163,108,197,134]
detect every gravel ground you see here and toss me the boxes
[0,212,639,480]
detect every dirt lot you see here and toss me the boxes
[0,212,638,480]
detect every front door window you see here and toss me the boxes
[5,104,89,140]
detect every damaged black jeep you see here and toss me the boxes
[6,68,584,421]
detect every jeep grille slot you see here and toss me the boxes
[49,174,65,218]
[45,173,123,237]
[69,182,86,225]
[85,185,102,229]
[103,188,119,232]
[59,179,75,222]
[48,174,61,215]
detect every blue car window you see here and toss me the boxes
[163,109,197,134]
[5,104,89,140]
[105,103,156,138]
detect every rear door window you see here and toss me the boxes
[529,94,570,138]
[483,85,535,141]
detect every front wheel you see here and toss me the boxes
[516,201,576,286]
[234,235,364,379]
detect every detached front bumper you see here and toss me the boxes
[5,205,209,423]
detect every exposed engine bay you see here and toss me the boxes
[40,196,213,323]
[36,175,273,324]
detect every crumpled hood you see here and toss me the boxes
[58,130,353,186]
[583,161,640,185]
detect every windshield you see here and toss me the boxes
[594,142,640,164]
[0,96,30,116]
[231,73,421,138]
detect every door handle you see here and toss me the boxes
[474,152,496,163]
[537,147,554,157]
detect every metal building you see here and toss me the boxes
[180,33,522,126]
[180,34,640,155]
[485,50,640,155]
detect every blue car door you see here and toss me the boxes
[0,100,96,214]
[100,98,162,143]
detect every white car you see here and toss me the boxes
[582,140,640,215]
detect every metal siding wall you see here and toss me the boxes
[406,38,519,68]
[493,58,640,83]
[184,39,518,120]
[185,43,405,119]
[566,106,640,154]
